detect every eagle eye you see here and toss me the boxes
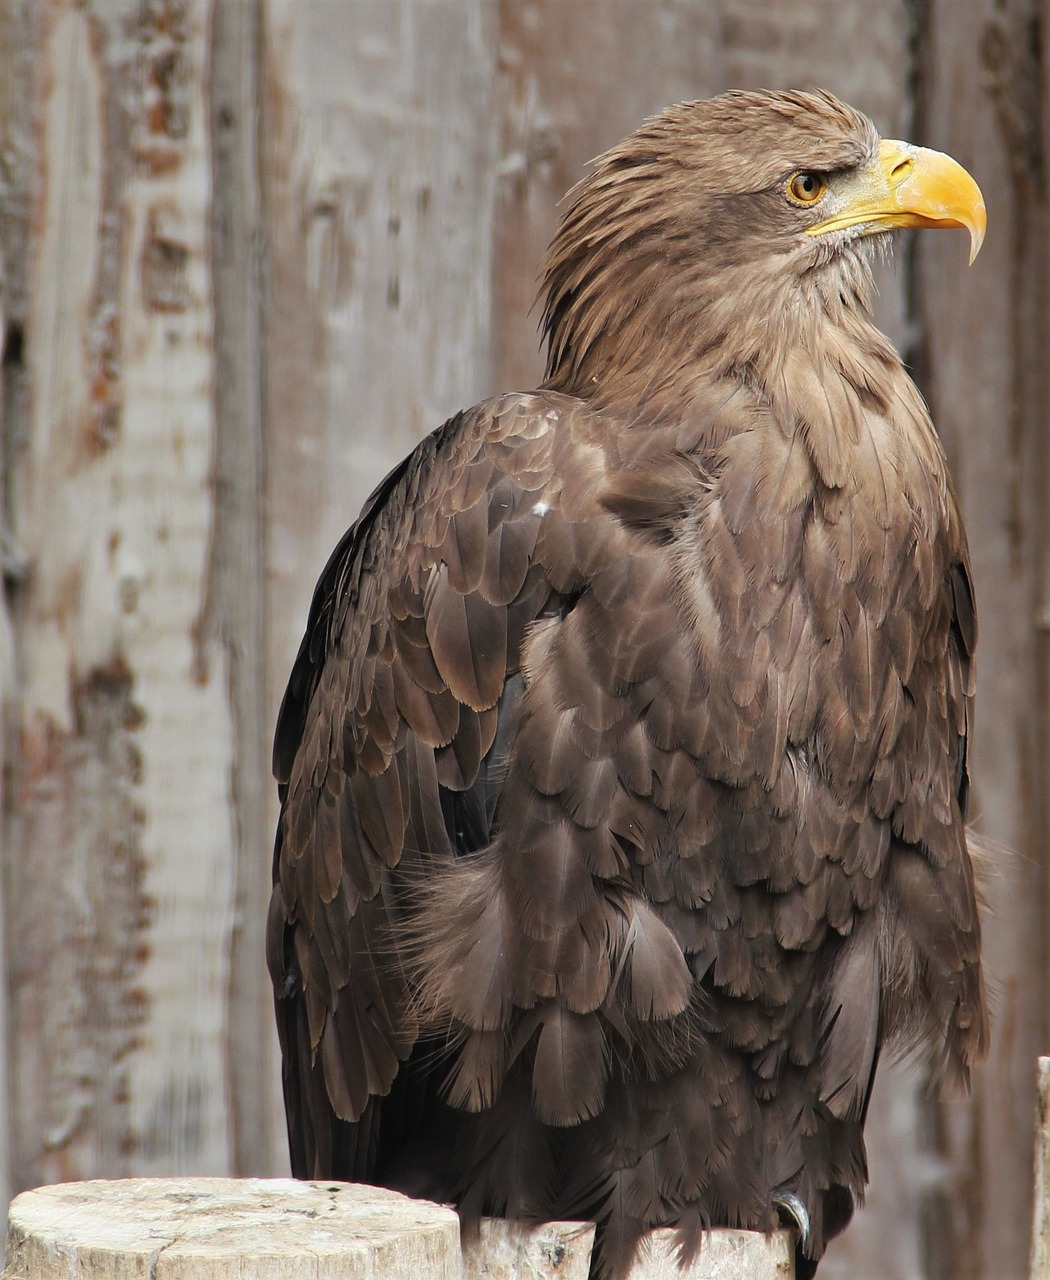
[787,171,828,205]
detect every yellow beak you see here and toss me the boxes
[806,139,987,264]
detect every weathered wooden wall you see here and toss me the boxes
[0,0,257,1187]
[915,4,1048,1276]
[0,3,1044,1279]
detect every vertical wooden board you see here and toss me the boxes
[914,2,1047,1278]
[717,0,913,124]
[111,0,237,1181]
[7,0,237,1188]
[7,0,150,1191]
[493,0,724,393]
[262,0,501,767]
[205,0,284,1178]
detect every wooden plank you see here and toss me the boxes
[5,0,154,1191]
[493,0,723,393]
[3,0,238,1189]
[718,0,913,123]
[204,0,283,1179]
[0,3,39,1214]
[261,0,501,771]
[915,3,1048,1278]
[88,0,236,1183]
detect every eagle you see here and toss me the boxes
[267,89,988,1279]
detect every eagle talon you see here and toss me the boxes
[772,1190,811,1247]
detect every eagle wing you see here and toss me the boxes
[268,389,623,1182]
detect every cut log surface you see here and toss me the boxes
[0,1177,792,1279]
[1,1178,461,1280]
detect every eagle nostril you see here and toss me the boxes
[890,156,915,184]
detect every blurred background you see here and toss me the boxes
[0,2,1044,1277]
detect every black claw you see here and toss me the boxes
[772,1188,811,1247]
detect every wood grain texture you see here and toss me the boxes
[624,1228,793,1279]
[462,1219,597,1280]
[0,2,21,1215]
[262,0,501,751]
[3,0,238,1188]
[1,1178,461,1280]
[5,1,153,1191]
[0,1179,791,1280]
[205,0,284,1180]
[494,0,723,394]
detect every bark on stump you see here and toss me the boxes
[0,1177,793,1278]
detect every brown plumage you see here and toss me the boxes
[268,89,987,1278]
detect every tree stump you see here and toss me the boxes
[1,1178,460,1280]
[0,1177,793,1279]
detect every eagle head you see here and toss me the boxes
[541,89,985,402]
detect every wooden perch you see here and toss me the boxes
[2,1179,462,1280]
[0,1178,793,1279]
